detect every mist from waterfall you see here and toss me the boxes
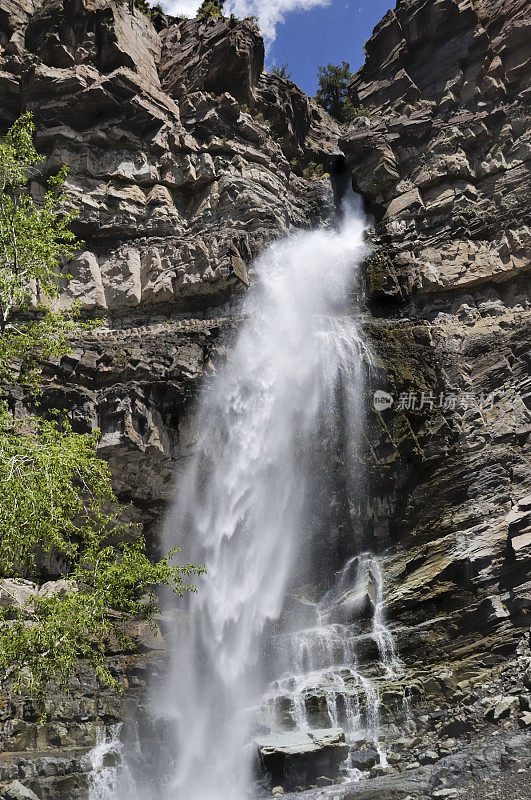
[94,188,399,800]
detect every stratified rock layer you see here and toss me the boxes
[339,0,530,788]
[0,1,341,795]
[255,729,349,790]
[1,0,340,518]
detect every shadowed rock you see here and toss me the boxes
[255,728,349,790]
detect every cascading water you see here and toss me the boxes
[97,186,403,800]
[88,726,134,800]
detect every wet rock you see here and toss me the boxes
[387,752,401,765]
[334,767,431,798]
[370,764,396,778]
[349,748,379,771]
[316,775,335,786]
[255,729,349,791]
[419,751,439,766]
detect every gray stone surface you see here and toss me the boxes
[0,0,529,798]
[255,729,349,790]
[2,781,40,800]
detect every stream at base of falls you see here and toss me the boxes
[89,187,409,800]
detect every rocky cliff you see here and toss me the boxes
[0,1,342,795]
[343,0,530,701]
[0,0,529,797]
[2,0,342,530]
[341,0,531,795]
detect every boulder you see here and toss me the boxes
[38,579,77,598]
[484,696,519,721]
[519,712,531,728]
[0,579,36,609]
[419,750,439,765]
[255,728,349,791]
[349,747,379,771]
[2,781,41,800]
[370,764,396,777]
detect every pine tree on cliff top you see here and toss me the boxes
[197,0,225,19]
[315,61,355,123]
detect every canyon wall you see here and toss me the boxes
[342,0,531,722]
[0,0,529,797]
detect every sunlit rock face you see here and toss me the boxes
[0,0,341,522]
[342,0,530,303]
[0,0,530,796]
[340,0,531,761]
[0,1,342,793]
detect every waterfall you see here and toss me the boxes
[97,187,402,800]
[88,726,134,800]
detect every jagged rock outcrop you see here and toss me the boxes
[342,0,530,305]
[159,16,264,104]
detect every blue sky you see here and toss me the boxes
[164,0,395,97]
[266,1,395,96]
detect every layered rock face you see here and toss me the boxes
[342,0,530,649]
[0,0,529,797]
[1,0,340,525]
[0,1,341,796]
[338,0,531,792]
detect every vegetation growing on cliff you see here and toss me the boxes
[120,0,164,18]
[0,113,202,698]
[271,64,292,80]
[0,406,201,697]
[197,0,225,19]
[0,113,82,388]
[315,61,361,123]
[302,161,325,180]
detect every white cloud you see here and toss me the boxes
[163,0,202,17]
[228,0,330,45]
[162,0,330,46]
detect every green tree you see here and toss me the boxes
[0,113,202,698]
[314,61,353,123]
[302,161,324,180]
[271,64,291,80]
[0,112,82,388]
[124,0,163,18]
[197,0,225,19]
[134,0,150,13]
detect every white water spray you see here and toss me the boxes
[101,188,401,800]
[88,726,134,800]
[160,190,369,800]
